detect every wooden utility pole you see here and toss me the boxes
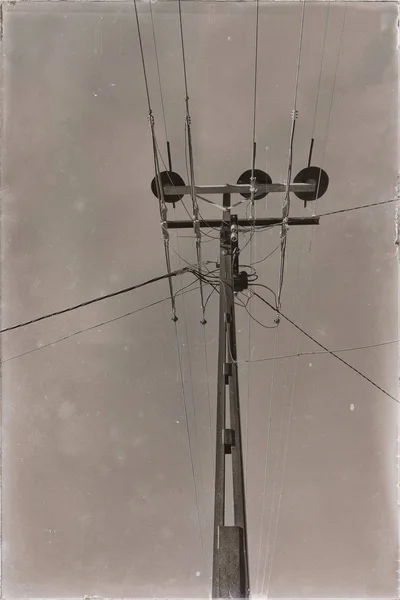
[164,179,320,598]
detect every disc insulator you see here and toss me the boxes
[237,169,272,200]
[293,166,329,202]
[151,171,186,204]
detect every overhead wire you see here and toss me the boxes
[177,0,207,323]
[173,317,206,556]
[259,231,303,594]
[149,0,169,149]
[182,128,221,239]
[309,0,348,251]
[0,267,192,334]
[277,0,307,313]
[2,278,202,364]
[172,164,217,483]
[263,228,305,596]
[153,136,220,241]
[318,198,397,217]
[245,0,260,476]
[252,291,398,404]
[250,282,278,309]
[241,338,400,363]
[252,243,281,266]
[175,236,208,564]
[309,0,331,158]
[133,0,177,320]
[3,267,228,366]
[255,325,279,592]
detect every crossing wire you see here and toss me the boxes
[310,0,331,150]
[255,325,279,592]
[174,318,206,558]
[245,0,261,494]
[0,267,192,334]
[310,0,348,252]
[177,0,207,323]
[263,229,306,596]
[277,0,307,311]
[132,0,177,319]
[253,291,398,404]
[149,0,169,149]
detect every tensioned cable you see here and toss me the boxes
[245,0,261,483]
[241,305,279,331]
[2,273,225,365]
[242,338,400,363]
[175,237,207,565]
[177,0,207,323]
[203,323,215,478]
[251,283,278,309]
[255,325,280,593]
[253,291,398,404]
[133,0,177,319]
[7,280,396,368]
[318,198,397,217]
[252,243,281,266]
[310,1,348,252]
[261,353,292,597]
[174,239,217,477]
[259,230,304,595]
[263,230,305,597]
[182,127,221,240]
[153,135,229,234]
[277,0,307,312]
[155,137,225,251]
[149,0,169,149]
[0,267,192,334]
[310,1,331,152]
[174,319,205,557]
[2,279,201,364]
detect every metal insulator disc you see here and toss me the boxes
[151,171,186,204]
[293,166,329,202]
[236,169,272,200]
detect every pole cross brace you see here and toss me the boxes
[166,216,319,229]
[163,182,315,196]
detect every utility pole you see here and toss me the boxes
[154,173,325,598]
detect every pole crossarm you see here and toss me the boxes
[163,182,315,196]
[166,216,320,229]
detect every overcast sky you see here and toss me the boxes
[1,1,398,598]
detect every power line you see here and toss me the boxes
[277,0,307,310]
[310,0,331,142]
[0,268,192,334]
[2,279,201,364]
[318,198,397,217]
[174,249,207,564]
[250,283,277,308]
[132,0,151,112]
[310,0,348,247]
[252,291,398,404]
[174,318,205,556]
[177,0,206,323]
[246,0,260,485]
[149,0,169,145]
[255,325,279,593]
[252,243,280,266]
[243,338,399,364]
[133,0,178,319]
[263,229,304,597]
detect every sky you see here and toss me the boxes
[1,1,398,598]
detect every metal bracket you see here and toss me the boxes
[223,428,235,454]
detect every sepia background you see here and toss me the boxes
[1,0,398,597]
